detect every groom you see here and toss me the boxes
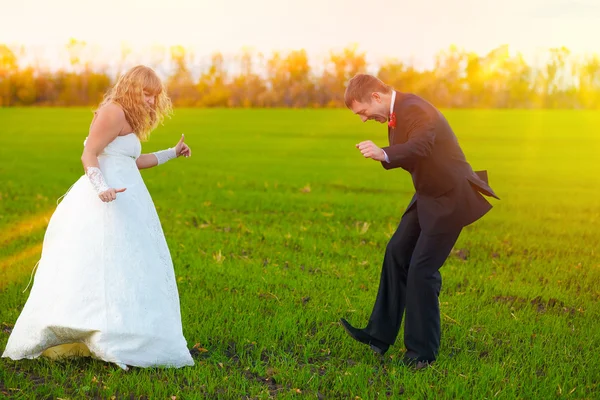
[340,74,499,369]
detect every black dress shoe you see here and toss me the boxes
[401,356,435,370]
[340,318,389,355]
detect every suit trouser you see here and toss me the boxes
[364,203,462,361]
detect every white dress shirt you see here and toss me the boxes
[382,90,396,163]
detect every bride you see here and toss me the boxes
[2,65,194,370]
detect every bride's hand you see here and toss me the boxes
[99,187,126,202]
[175,134,191,158]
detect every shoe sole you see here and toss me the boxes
[402,359,435,370]
[369,344,386,355]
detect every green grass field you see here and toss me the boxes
[0,108,599,399]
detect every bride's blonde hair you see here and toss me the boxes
[98,65,172,141]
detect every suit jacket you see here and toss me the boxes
[382,92,499,234]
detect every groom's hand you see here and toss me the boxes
[356,140,386,161]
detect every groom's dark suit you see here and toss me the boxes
[364,92,499,362]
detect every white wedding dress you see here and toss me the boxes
[2,133,194,369]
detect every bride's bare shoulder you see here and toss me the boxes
[95,102,126,122]
[89,103,128,136]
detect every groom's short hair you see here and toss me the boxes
[344,74,392,108]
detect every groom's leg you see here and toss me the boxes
[364,205,421,345]
[403,227,462,361]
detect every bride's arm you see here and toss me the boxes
[81,104,126,202]
[135,154,161,169]
[136,134,191,170]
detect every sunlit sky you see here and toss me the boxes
[1,0,599,69]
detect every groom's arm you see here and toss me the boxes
[381,105,436,170]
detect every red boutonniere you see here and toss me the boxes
[388,112,397,129]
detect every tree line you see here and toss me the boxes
[1,41,598,109]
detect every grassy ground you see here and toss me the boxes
[0,108,598,399]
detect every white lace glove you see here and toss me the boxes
[152,147,177,165]
[86,167,110,194]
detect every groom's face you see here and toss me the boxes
[350,92,389,124]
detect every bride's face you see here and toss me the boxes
[143,90,156,107]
